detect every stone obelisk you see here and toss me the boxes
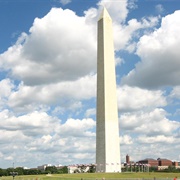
[96,7,121,173]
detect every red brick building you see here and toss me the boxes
[157,158,172,166]
[173,161,178,166]
[126,154,130,164]
[138,158,158,167]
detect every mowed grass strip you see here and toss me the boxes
[1,172,180,180]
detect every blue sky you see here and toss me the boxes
[0,0,180,169]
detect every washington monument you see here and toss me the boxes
[96,7,121,173]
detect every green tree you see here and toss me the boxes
[15,167,24,175]
[57,166,68,174]
[89,165,96,173]
[0,168,6,176]
[45,166,58,174]
[23,169,41,175]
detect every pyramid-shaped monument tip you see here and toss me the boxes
[98,7,111,20]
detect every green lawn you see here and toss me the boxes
[1,172,180,180]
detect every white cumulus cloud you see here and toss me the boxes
[0,8,96,86]
[117,85,167,111]
[121,10,180,88]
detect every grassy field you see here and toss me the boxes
[0,172,180,180]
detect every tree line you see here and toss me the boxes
[0,166,68,176]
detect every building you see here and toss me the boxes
[68,165,90,174]
[157,158,172,166]
[37,164,52,171]
[123,155,180,172]
[173,161,179,167]
[96,7,121,173]
[126,154,130,164]
[138,158,158,167]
